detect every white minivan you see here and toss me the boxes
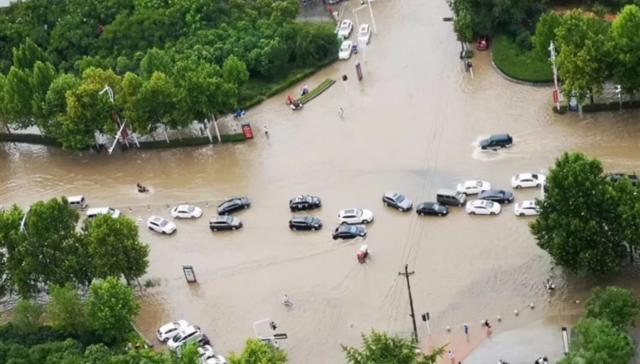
[67,195,88,209]
[86,207,121,219]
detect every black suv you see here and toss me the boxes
[217,197,251,214]
[478,190,514,204]
[416,202,449,216]
[332,224,366,240]
[289,195,322,211]
[607,173,638,186]
[289,216,322,231]
[480,134,513,150]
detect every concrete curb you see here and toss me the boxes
[490,51,553,88]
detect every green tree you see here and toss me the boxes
[532,11,562,59]
[557,318,633,364]
[135,72,180,130]
[30,61,57,126]
[530,152,627,276]
[47,283,87,335]
[139,48,174,80]
[83,215,149,285]
[342,330,445,364]
[4,66,34,128]
[227,338,288,364]
[584,287,640,331]
[86,277,139,344]
[222,55,249,87]
[556,10,612,104]
[11,300,43,333]
[0,205,25,297]
[611,5,640,94]
[43,73,80,135]
[12,38,47,70]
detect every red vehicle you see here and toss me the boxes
[476,35,489,51]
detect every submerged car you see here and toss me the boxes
[416,202,449,216]
[511,173,546,189]
[171,204,203,219]
[217,197,250,214]
[480,134,512,150]
[289,195,322,211]
[339,40,353,60]
[465,200,501,215]
[478,190,514,204]
[209,215,243,231]
[147,216,177,234]
[456,180,491,195]
[382,191,413,211]
[156,320,190,342]
[289,216,322,231]
[514,200,540,216]
[607,173,638,186]
[338,208,374,224]
[332,224,367,240]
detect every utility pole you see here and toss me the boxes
[399,264,418,342]
[549,41,561,111]
[367,0,378,34]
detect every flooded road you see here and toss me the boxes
[3,0,640,362]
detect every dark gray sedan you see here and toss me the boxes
[478,190,514,204]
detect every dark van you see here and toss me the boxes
[480,134,513,150]
[436,189,466,207]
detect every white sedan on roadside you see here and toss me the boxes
[456,180,491,195]
[465,200,501,215]
[514,200,540,216]
[338,208,374,224]
[337,19,353,38]
[147,216,177,234]
[156,320,189,342]
[358,23,371,45]
[171,204,203,219]
[339,40,353,60]
[511,173,546,189]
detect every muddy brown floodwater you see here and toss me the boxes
[3,0,640,362]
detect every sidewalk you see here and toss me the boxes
[463,321,566,364]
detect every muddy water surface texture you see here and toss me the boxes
[3,0,640,362]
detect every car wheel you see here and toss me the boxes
[333,236,338,240]
[398,207,403,211]
[536,183,541,187]
[244,205,248,209]
[292,227,297,231]
[313,227,319,231]
[148,226,152,230]
[213,228,218,231]
[232,227,237,230]
[519,213,525,216]
[364,220,370,224]
[515,185,521,189]
[438,213,443,216]
[490,212,496,215]
[418,212,424,216]
[470,211,476,215]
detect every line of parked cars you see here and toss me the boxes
[156,320,226,363]
[336,18,372,60]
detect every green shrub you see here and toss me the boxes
[492,33,553,83]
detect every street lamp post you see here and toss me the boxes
[615,84,622,111]
[367,0,378,34]
[549,41,561,111]
[99,85,138,154]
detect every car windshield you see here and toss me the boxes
[159,219,168,227]
[186,206,195,212]
[532,174,538,179]
[304,216,314,223]
[474,181,482,187]
[340,43,350,51]
[395,195,405,203]
[107,208,115,214]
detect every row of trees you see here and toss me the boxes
[531,152,640,276]
[532,5,640,104]
[0,0,338,150]
[558,286,639,363]
[0,197,149,297]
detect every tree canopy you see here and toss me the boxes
[0,0,338,149]
[557,318,634,364]
[584,286,640,331]
[227,338,288,364]
[530,152,640,276]
[342,330,445,364]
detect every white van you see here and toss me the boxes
[67,195,88,209]
[86,207,121,219]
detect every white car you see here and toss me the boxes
[147,216,177,234]
[171,204,203,219]
[339,40,353,60]
[456,180,491,195]
[200,345,227,364]
[167,325,202,351]
[358,23,371,45]
[337,19,353,38]
[511,173,546,189]
[157,320,190,342]
[86,207,121,219]
[514,200,540,216]
[338,208,374,224]
[465,200,501,215]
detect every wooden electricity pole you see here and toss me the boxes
[399,264,418,342]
